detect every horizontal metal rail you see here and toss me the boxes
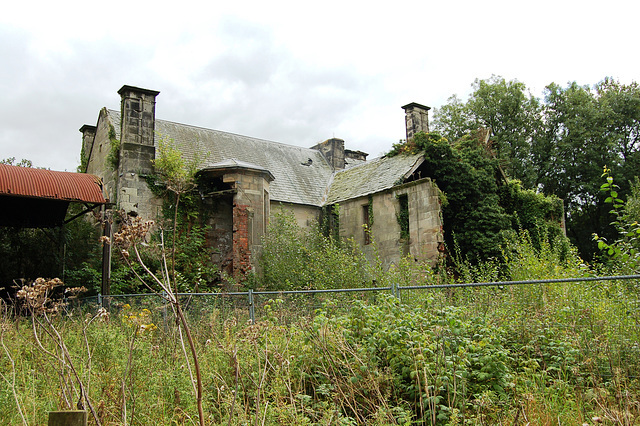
[89,274,640,324]
[399,274,640,291]
[97,275,640,299]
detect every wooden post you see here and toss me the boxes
[48,410,87,426]
[101,207,112,300]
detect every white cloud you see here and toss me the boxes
[1,0,639,170]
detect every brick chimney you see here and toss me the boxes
[402,102,431,141]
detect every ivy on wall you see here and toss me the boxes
[396,194,410,241]
[387,132,566,263]
[106,124,120,171]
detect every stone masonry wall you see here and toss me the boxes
[270,202,320,229]
[337,177,443,269]
[116,86,162,220]
[84,108,118,204]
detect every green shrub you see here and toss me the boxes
[260,209,376,290]
[304,295,513,423]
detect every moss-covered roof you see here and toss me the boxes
[326,153,425,204]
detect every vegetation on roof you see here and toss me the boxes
[388,131,565,263]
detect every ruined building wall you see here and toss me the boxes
[82,109,118,204]
[270,202,321,229]
[336,178,442,269]
[220,170,273,278]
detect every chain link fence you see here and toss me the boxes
[78,274,640,379]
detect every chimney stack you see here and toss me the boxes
[118,85,160,147]
[116,85,160,218]
[311,138,346,170]
[79,124,96,173]
[402,102,431,141]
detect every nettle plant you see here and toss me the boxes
[593,166,640,268]
[307,295,513,423]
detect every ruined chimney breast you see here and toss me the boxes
[402,102,431,142]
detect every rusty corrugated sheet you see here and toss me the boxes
[0,163,106,204]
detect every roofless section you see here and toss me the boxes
[0,164,107,227]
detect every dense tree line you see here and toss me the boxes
[430,76,640,261]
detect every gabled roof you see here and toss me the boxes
[326,153,425,204]
[105,110,425,207]
[107,110,333,206]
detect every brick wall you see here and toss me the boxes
[232,203,252,278]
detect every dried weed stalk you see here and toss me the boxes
[108,210,205,426]
[16,277,101,425]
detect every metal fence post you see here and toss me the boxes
[248,289,255,324]
[97,293,102,307]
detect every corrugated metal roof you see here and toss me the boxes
[0,164,106,204]
[326,153,425,204]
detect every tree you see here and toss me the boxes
[111,137,207,425]
[390,132,511,262]
[434,76,640,261]
[432,76,542,188]
[535,80,640,260]
[1,157,33,167]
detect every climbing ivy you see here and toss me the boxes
[395,194,410,241]
[106,124,121,171]
[388,132,565,264]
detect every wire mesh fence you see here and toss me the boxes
[78,274,640,379]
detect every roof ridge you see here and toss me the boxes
[107,108,324,153]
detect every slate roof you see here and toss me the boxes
[107,110,333,206]
[106,110,423,207]
[326,153,425,204]
[201,159,275,181]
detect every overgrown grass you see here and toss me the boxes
[2,230,639,425]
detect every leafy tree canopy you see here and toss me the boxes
[432,76,640,261]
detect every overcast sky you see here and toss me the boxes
[1,0,638,172]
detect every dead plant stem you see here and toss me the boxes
[0,306,28,426]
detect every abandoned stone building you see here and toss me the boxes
[80,85,443,278]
